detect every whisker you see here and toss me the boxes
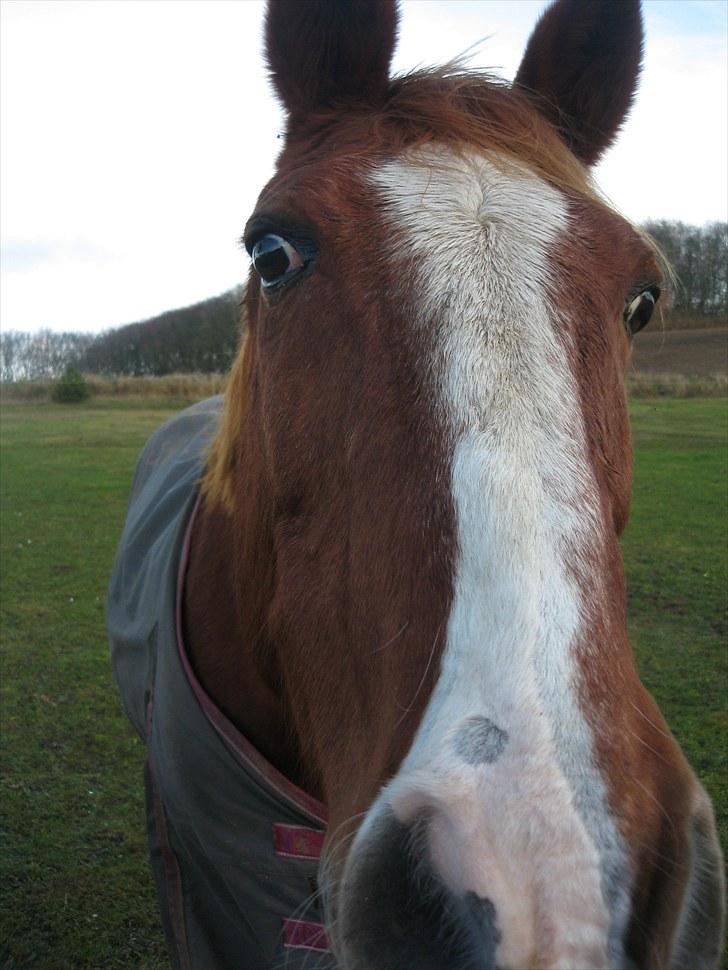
[631,775,679,839]
[280,811,369,970]
[394,622,442,726]
[624,724,674,768]
[628,698,674,741]
[372,621,409,653]
[619,833,680,881]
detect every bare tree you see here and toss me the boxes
[644,220,727,315]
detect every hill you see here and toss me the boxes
[79,288,244,377]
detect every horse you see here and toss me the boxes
[108,0,725,967]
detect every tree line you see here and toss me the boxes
[1,222,725,382]
[1,288,243,383]
[0,330,96,383]
[79,288,244,377]
[643,221,727,315]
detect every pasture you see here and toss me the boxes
[1,397,726,968]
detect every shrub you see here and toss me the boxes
[51,366,90,403]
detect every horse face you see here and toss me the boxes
[236,1,725,966]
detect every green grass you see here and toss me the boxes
[1,398,726,968]
[0,402,177,969]
[623,399,728,851]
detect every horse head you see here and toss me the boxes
[193,1,725,966]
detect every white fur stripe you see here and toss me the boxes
[368,149,631,968]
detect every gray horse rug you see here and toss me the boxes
[108,397,337,970]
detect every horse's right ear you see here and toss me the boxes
[265,0,399,121]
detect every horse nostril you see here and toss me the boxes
[339,810,501,970]
[462,892,502,963]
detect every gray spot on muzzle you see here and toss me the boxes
[454,716,509,765]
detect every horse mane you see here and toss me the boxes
[203,66,667,511]
[381,65,599,201]
[202,294,250,512]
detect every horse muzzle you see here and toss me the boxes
[328,787,618,970]
[333,810,504,970]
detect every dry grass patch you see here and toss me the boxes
[1,373,228,403]
[627,372,728,398]
[3,365,727,406]
[659,311,727,331]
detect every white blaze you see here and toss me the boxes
[361,150,631,968]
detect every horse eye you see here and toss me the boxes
[251,234,304,287]
[625,285,660,335]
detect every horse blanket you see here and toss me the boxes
[108,397,336,970]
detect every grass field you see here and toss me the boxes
[1,397,726,968]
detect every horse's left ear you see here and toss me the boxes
[265,0,399,122]
[514,0,644,165]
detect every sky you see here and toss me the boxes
[1,0,726,335]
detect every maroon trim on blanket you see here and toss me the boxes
[282,918,331,952]
[273,823,326,861]
[146,695,192,970]
[175,496,329,827]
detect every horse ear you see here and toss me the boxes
[265,0,399,121]
[514,0,644,165]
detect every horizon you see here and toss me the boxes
[1,0,727,335]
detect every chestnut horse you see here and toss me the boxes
[119,0,726,967]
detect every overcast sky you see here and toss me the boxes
[1,0,726,335]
